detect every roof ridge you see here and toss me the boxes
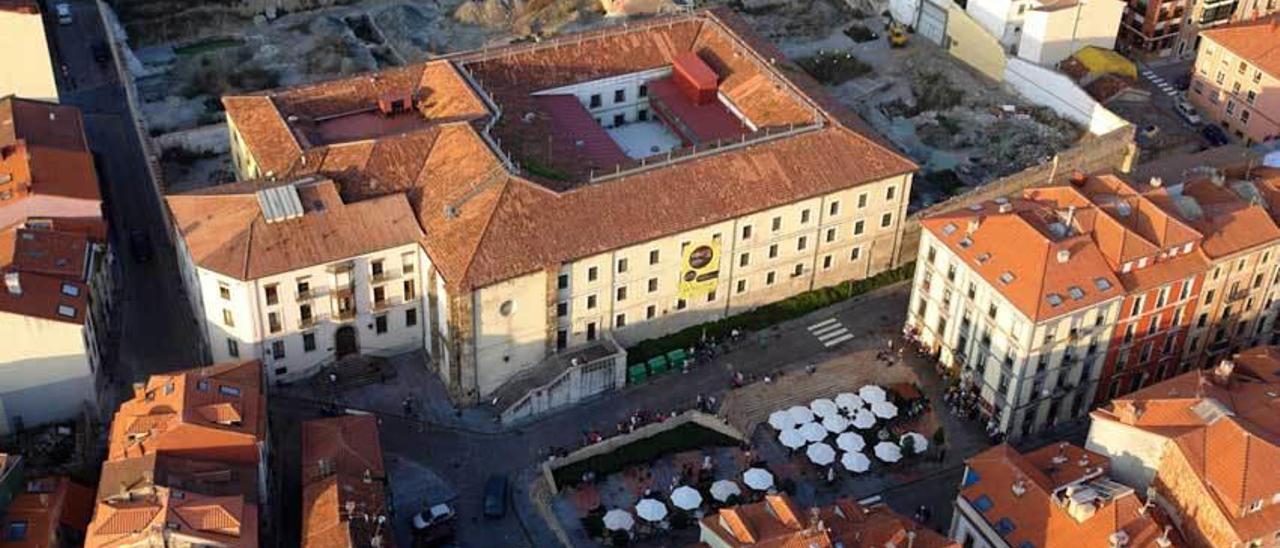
[241,221,256,280]
[457,176,514,286]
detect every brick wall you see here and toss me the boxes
[894,125,1137,268]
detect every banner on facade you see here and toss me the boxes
[678,239,721,299]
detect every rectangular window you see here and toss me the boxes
[676,298,687,310]
[296,278,310,297]
[558,273,569,289]
[822,255,833,270]
[880,213,893,228]
[858,193,868,208]
[741,225,753,240]
[371,259,384,277]
[766,272,776,285]
[638,84,648,97]
[617,258,628,273]
[616,286,627,301]
[850,247,862,261]
[373,286,386,304]
[854,220,865,235]
[615,313,626,328]
[739,253,750,267]
[402,252,415,273]
[736,279,747,293]
[646,305,656,319]
[792,263,804,277]
[586,322,598,341]
[265,285,278,306]
[637,109,649,121]
[587,295,597,309]
[706,290,716,303]
[219,283,231,300]
[612,113,625,126]
[227,339,239,358]
[589,94,601,108]
[772,216,782,232]
[268,312,281,334]
[614,89,625,103]
[300,304,313,322]
[829,201,840,216]
[222,309,235,327]
[649,249,660,264]
[886,186,896,201]
[404,279,416,299]
[825,228,836,243]
[797,236,807,251]
[648,278,658,293]
[768,244,778,259]
[375,315,388,334]
[406,307,418,326]
[588,266,598,282]
[557,302,568,317]
[303,332,316,352]
[801,209,811,224]
[271,340,285,359]
[557,329,568,349]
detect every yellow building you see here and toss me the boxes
[0,1,59,103]
[219,9,917,414]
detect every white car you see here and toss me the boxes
[55,3,72,25]
[1175,98,1202,126]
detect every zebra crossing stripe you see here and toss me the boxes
[817,327,850,342]
[807,318,838,332]
[812,324,846,338]
[823,333,855,347]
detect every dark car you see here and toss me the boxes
[129,230,153,263]
[482,475,508,518]
[1201,124,1230,147]
[92,43,110,64]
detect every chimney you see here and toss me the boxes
[1011,479,1027,497]
[1213,358,1235,384]
[4,272,19,295]
[1108,530,1131,547]
[1149,176,1163,188]
[1070,171,1088,186]
[967,217,982,234]
[1057,249,1071,263]
[997,202,1014,214]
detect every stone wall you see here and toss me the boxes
[894,124,1136,268]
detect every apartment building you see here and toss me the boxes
[966,0,1125,66]
[951,443,1180,547]
[1171,0,1280,59]
[301,415,391,548]
[1086,346,1280,548]
[1187,18,1280,144]
[0,2,58,102]
[907,173,1208,439]
[220,8,916,407]
[168,177,428,383]
[699,493,956,548]
[0,476,94,548]
[0,97,114,436]
[85,361,267,547]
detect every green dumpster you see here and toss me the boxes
[666,348,688,368]
[628,364,648,384]
[647,355,669,375]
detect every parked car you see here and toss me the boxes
[129,230,153,263]
[55,3,72,25]
[1174,98,1202,125]
[92,43,110,64]
[1201,124,1230,147]
[482,475,508,518]
[412,503,456,546]
[1138,124,1161,139]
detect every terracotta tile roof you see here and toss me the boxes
[1143,176,1280,259]
[698,494,954,548]
[1092,346,1280,534]
[0,0,39,13]
[0,225,90,324]
[86,488,257,548]
[960,444,1181,548]
[301,416,393,548]
[0,96,100,202]
[167,177,423,280]
[222,9,915,291]
[107,361,266,463]
[0,476,94,548]
[1201,16,1280,80]
[923,173,1210,321]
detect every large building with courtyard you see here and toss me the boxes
[211,8,917,415]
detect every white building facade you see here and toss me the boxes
[966,0,1125,66]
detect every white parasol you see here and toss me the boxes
[769,410,797,431]
[810,398,840,418]
[743,468,774,491]
[835,392,864,411]
[779,428,806,449]
[635,498,668,522]
[835,432,865,452]
[822,413,851,433]
[859,385,888,404]
[603,509,635,531]
[871,400,899,419]
[840,451,871,473]
[900,432,929,454]
[710,479,742,502]
[852,409,877,430]
[806,442,837,466]
[799,422,828,443]
[671,486,703,510]
[786,405,815,425]
[874,441,903,463]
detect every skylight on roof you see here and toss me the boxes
[1068,286,1085,300]
[962,469,981,487]
[999,271,1015,284]
[968,204,984,212]
[994,197,1010,205]
[960,238,973,249]
[219,385,241,397]
[56,305,75,318]
[942,223,958,235]
[60,283,79,297]
[996,517,1016,536]
[1047,294,1063,307]
[977,252,992,264]
[973,494,994,513]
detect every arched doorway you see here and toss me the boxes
[335,326,359,357]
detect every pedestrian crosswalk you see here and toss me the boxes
[808,318,854,348]
[1141,68,1179,97]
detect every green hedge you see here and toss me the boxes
[626,263,915,365]
[551,422,739,487]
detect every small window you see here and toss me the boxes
[676,298,687,310]
[850,247,861,261]
[556,329,568,349]
[373,286,386,304]
[226,340,238,359]
[616,286,627,301]
[403,279,416,299]
[741,225,753,240]
[829,201,840,216]
[402,252,415,273]
[558,273,569,289]
[858,193,868,208]
[822,255,833,270]
[615,313,626,328]
[275,366,288,376]
[766,272,776,285]
[617,258,629,273]
[219,283,231,300]
[587,295,597,309]
[265,284,279,306]
[736,279,747,294]
[648,278,658,293]
[271,340,285,359]
[801,209,811,224]
[296,279,311,296]
[612,113,626,127]
[793,263,804,277]
[586,321,598,341]
[881,212,893,228]
[303,333,316,352]
[375,314,388,334]
[768,244,778,259]
[61,283,79,297]
[649,249,660,265]
[771,217,782,232]
[886,186,896,201]
[637,109,649,121]
[826,228,836,243]
[222,309,235,327]
[797,236,808,251]
[646,305,656,319]
[268,312,281,334]
[57,305,76,318]
[589,94,602,108]
[739,253,750,267]
[371,260,384,277]
[638,84,648,97]
[5,520,28,540]
[706,290,716,303]
[614,89,625,103]
[557,302,568,317]
[406,308,417,327]
[218,385,241,397]
[854,220,865,235]
[587,266,598,282]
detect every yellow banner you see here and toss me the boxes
[678,240,721,299]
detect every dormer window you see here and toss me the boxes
[219,385,241,397]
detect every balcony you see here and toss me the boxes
[1226,290,1249,303]
[298,315,324,329]
[296,287,328,301]
[335,307,357,321]
[371,269,400,283]
[372,295,401,312]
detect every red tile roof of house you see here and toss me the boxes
[922,173,1207,321]
[1201,16,1280,80]
[167,177,423,280]
[222,9,915,291]
[0,225,94,324]
[0,0,38,13]
[0,476,94,548]
[698,494,955,548]
[0,96,100,203]
[301,415,393,548]
[85,487,257,548]
[960,443,1181,548]
[1091,346,1280,538]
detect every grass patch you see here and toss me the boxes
[796,51,873,85]
[551,422,738,488]
[626,263,915,365]
[523,158,570,181]
[175,38,244,56]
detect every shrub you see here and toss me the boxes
[843,24,877,43]
[550,423,739,487]
[796,51,873,85]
